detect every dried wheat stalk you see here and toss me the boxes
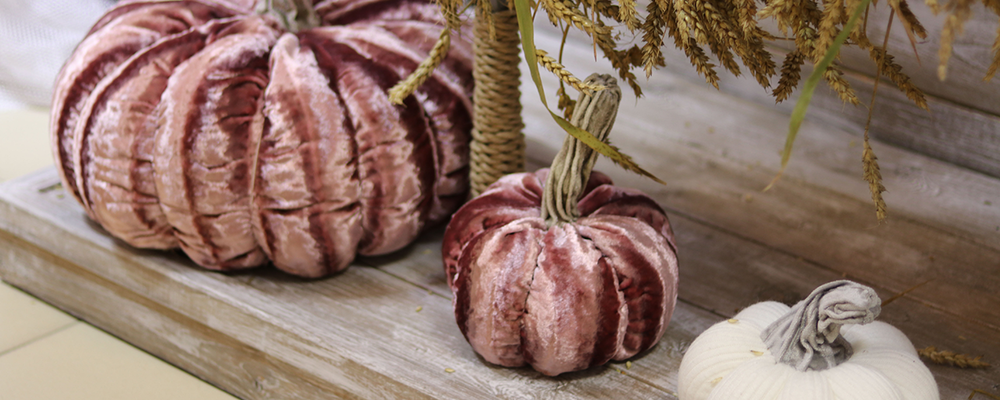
[919,346,992,368]
[395,0,1000,219]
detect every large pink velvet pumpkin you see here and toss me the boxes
[442,169,680,376]
[51,0,473,277]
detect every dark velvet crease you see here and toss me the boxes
[442,169,679,376]
[153,16,278,270]
[459,219,545,368]
[304,30,436,256]
[54,2,228,208]
[578,217,677,357]
[590,256,626,368]
[51,0,472,277]
[316,0,443,27]
[254,33,363,277]
[317,24,472,222]
[73,18,240,250]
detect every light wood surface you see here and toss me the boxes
[2,17,999,400]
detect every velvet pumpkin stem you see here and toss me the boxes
[255,0,320,32]
[760,280,882,371]
[541,74,620,226]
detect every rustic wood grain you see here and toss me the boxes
[770,3,1000,116]
[521,56,1000,330]
[361,221,1000,399]
[539,7,1000,178]
[535,26,1000,246]
[521,29,999,396]
[0,169,674,400]
[1,18,998,399]
[659,42,1000,179]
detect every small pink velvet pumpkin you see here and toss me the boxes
[51,0,472,277]
[441,169,680,376]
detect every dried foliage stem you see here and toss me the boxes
[387,28,451,105]
[766,0,872,192]
[386,0,462,103]
[918,347,992,368]
[536,49,606,94]
[862,13,894,223]
[937,0,974,79]
[514,0,664,183]
[392,0,1000,199]
[968,389,1000,400]
[557,25,577,119]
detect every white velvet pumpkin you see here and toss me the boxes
[678,296,939,400]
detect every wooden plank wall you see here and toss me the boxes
[522,27,1000,398]
[540,3,1000,177]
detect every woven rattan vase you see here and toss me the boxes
[468,9,526,197]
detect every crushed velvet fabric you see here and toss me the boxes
[51,0,473,277]
[442,169,680,376]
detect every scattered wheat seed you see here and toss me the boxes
[727,318,739,324]
[416,306,423,312]
[626,361,632,369]
[445,368,455,373]
[751,350,764,356]
[710,376,724,385]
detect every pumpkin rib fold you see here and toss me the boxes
[325,24,472,223]
[254,32,363,276]
[53,2,230,208]
[153,16,279,270]
[443,169,679,376]
[52,0,473,277]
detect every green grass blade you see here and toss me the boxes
[766,0,872,191]
[511,0,663,183]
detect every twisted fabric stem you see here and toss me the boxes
[541,74,621,226]
[761,280,881,371]
[469,9,526,197]
[255,0,319,32]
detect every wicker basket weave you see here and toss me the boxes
[468,10,526,197]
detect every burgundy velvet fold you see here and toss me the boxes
[51,0,473,277]
[53,3,229,209]
[442,169,679,376]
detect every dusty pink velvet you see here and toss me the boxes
[442,169,679,376]
[52,0,473,277]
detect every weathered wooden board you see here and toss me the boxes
[520,31,1000,398]
[771,4,1000,116]
[1,19,998,400]
[533,27,1000,251]
[0,169,675,399]
[540,6,1000,178]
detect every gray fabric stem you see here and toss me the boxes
[256,0,320,32]
[761,280,882,371]
[541,73,621,226]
